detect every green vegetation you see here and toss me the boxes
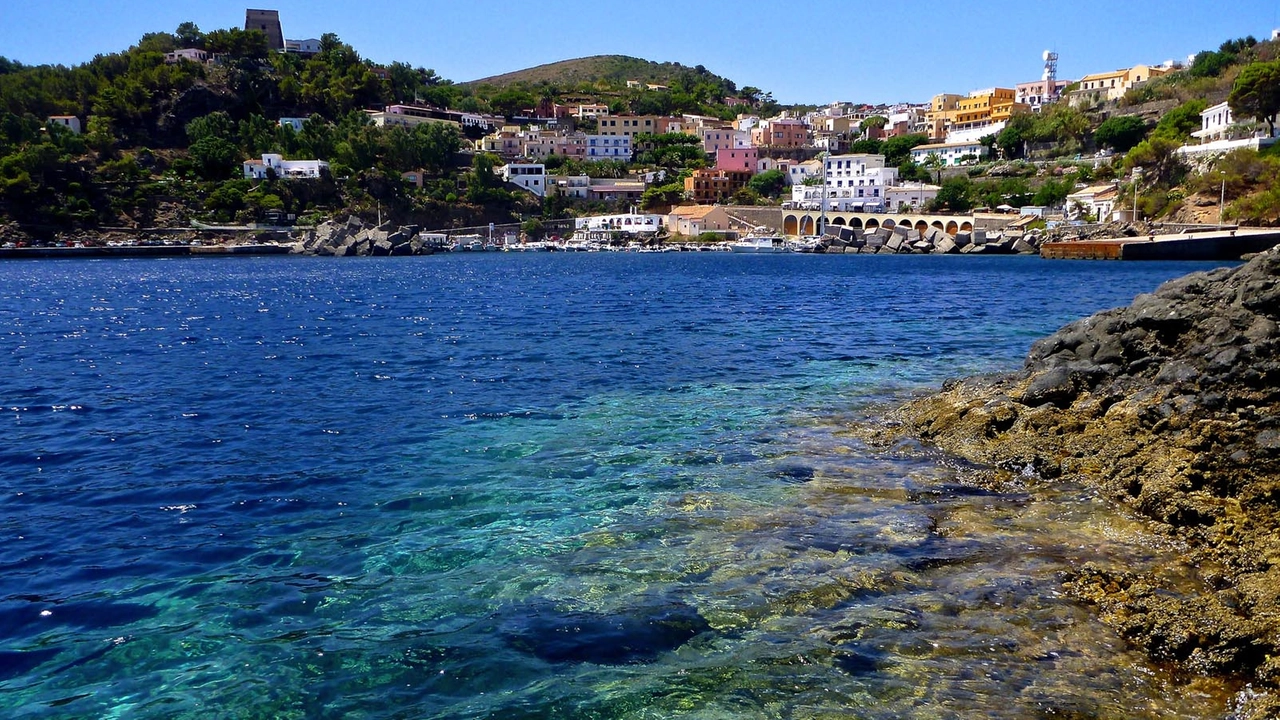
[463,55,779,121]
[747,169,786,198]
[1189,37,1259,78]
[1229,60,1280,136]
[1093,115,1148,152]
[0,23,796,235]
[995,104,1092,159]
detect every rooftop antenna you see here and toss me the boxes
[1042,50,1059,84]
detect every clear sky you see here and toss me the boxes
[3,1,1280,105]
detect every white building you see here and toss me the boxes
[911,141,989,167]
[243,153,329,180]
[577,104,610,120]
[787,159,823,186]
[585,135,632,161]
[789,154,900,212]
[47,116,81,134]
[284,38,322,55]
[500,163,547,197]
[574,213,664,234]
[1177,101,1280,156]
[365,110,460,131]
[552,175,591,199]
[278,117,307,132]
[164,48,210,64]
[885,183,940,211]
[1066,183,1121,222]
[946,122,1008,146]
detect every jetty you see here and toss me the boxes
[0,244,292,260]
[1040,227,1280,261]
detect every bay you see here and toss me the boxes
[0,253,1239,718]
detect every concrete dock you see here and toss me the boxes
[1041,228,1280,261]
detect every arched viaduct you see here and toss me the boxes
[782,211,976,237]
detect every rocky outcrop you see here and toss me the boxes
[291,218,434,257]
[887,245,1280,717]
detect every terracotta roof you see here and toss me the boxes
[668,205,721,220]
[1069,183,1119,199]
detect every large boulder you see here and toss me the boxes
[932,235,958,254]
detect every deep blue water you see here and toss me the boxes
[0,254,1240,718]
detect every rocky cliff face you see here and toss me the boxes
[890,246,1280,716]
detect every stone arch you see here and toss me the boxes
[849,217,864,229]
[945,221,959,235]
[960,222,973,232]
[882,219,896,230]
[865,218,880,231]
[783,215,799,235]
[799,216,815,235]
[931,221,945,230]
[831,217,847,226]
[915,220,929,234]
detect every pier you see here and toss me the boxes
[1040,228,1280,261]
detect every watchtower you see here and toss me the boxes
[245,9,284,50]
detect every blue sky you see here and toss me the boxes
[3,1,1279,104]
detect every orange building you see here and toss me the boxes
[684,169,753,204]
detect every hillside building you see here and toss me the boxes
[243,153,328,180]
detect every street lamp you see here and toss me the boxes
[1132,167,1143,223]
[817,150,829,238]
[1219,171,1226,228]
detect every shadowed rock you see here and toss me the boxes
[500,599,712,665]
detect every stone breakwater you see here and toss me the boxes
[290,217,437,257]
[816,225,1039,255]
[884,246,1280,717]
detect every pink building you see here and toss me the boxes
[716,147,759,173]
[751,119,808,149]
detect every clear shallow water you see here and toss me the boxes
[0,254,1240,718]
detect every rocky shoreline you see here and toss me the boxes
[878,245,1280,717]
[290,217,440,256]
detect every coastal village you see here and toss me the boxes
[10,9,1280,719]
[5,9,1280,258]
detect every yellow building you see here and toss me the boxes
[926,89,1029,141]
[1069,64,1172,105]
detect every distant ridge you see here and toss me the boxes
[462,54,735,89]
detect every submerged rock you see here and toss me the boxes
[499,598,712,665]
[887,244,1280,717]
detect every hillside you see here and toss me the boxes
[464,55,741,91]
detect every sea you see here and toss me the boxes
[0,253,1248,719]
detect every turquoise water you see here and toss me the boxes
[0,254,1239,718]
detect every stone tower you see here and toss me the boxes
[244,9,284,50]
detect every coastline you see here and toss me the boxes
[875,244,1280,718]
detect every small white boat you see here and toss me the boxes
[728,235,789,253]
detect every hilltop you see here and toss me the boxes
[464,55,741,91]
